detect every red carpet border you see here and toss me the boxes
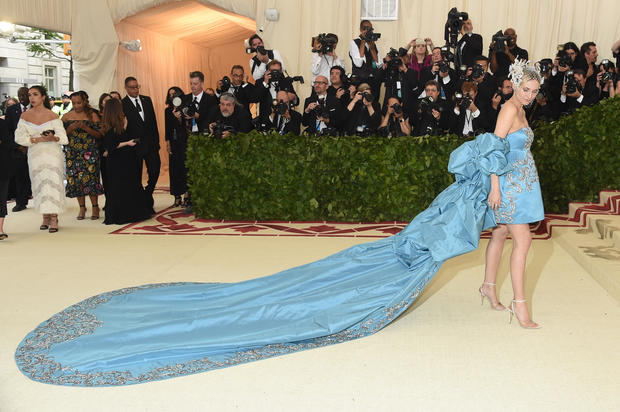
[111,190,620,239]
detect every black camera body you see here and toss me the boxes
[219,76,231,92]
[361,28,381,42]
[538,58,553,74]
[392,103,403,115]
[212,121,236,138]
[444,7,468,47]
[558,51,572,69]
[419,96,441,115]
[362,92,374,103]
[246,45,271,55]
[471,63,485,80]
[383,48,406,82]
[437,59,450,73]
[180,99,196,117]
[440,46,455,64]
[564,71,583,94]
[313,33,338,53]
[269,69,284,83]
[454,92,472,112]
[492,30,510,53]
[272,99,289,115]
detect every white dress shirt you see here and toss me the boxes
[129,96,144,121]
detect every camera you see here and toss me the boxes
[564,71,582,94]
[219,76,231,92]
[492,30,510,53]
[272,99,289,115]
[361,27,381,42]
[246,45,270,55]
[312,97,331,119]
[362,92,374,103]
[600,59,615,86]
[391,103,403,115]
[211,121,235,138]
[342,73,362,88]
[557,51,572,69]
[440,46,455,64]
[444,7,468,46]
[437,59,450,73]
[313,33,338,53]
[538,58,553,74]
[600,71,614,86]
[383,47,407,82]
[471,63,485,80]
[454,92,473,112]
[269,69,284,83]
[419,95,441,114]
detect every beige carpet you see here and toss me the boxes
[1,194,619,412]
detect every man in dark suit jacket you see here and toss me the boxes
[122,76,160,210]
[302,75,344,134]
[206,93,254,137]
[456,19,483,74]
[5,87,31,212]
[185,71,218,133]
[257,90,302,135]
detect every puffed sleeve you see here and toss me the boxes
[51,119,68,145]
[448,133,511,184]
[14,120,33,147]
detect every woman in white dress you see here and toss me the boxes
[14,85,68,232]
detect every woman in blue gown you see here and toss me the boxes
[15,62,544,386]
[480,63,544,329]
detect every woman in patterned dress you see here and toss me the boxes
[14,85,68,232]
[62,91,104,220]
[481,63,544,329]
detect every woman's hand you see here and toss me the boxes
[487,188,501,210]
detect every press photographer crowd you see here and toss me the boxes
[0,8,619,236]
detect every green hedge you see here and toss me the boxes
[187,97,620,222]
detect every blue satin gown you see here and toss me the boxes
[16,133,525,387]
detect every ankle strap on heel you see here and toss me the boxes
[483,282,496,286]
[512,299,527,303]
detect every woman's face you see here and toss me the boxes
[514,79,540,106]
[71,96,86,112]
[168,89,176,98]
[415,43,426,54]
[28,89,45,107]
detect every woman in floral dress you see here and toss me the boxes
[62,91,104,220]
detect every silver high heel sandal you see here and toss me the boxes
[508,299,541,329]
[478,282,506,311]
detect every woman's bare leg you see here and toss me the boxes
[506,223,539,328]
[482,224,508,309]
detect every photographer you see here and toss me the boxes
[420,47,457,100]
[258,90,302,135]
[560,69,599,114]
[596,59,617,99]
[216,65,254,109]
[247,34,286,83]
[380,48,419,116]
[449,81,491,137]
[311,33,346,83]
[527,85,560,124]
[378,96,411,137]
[455,18,483,74]
[327,66,352,107]
[253,60,293,119]
[487,77,514,129]
[302,75,343,134]
[349,20,382,97]
[413,80,449,136]
[463,56,496,113]
[489,28,529,77]
[344,83,382,136]
[207,93,253,138]
[164,86,189,207]
[406,38,434,81]
[580,42,599,79]
[183,71,218,133]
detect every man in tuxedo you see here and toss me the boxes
[420,47,457,102]
[122,76,160,211]
[449,81,492,136]
[413,80,450,136]
[560,69,599,113]
[215,65,254,110]
[185,71,218,133]
[207,93,254,138]
[5,87,31,212]
[455,18,483,74]
[257,90,302,135]
[302,75,344,134]
[489,28,529,78]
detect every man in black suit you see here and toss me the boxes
[420,47,458,103]
[206,93,254,137]
[122,76,160,211]
[215,65,254,110]
[302,75,344,134]
[256,90,302,135]
[560,69,599,113]
[455,18,483,74]
[5,87,31,212]
[252,60,293,120]
[449,81,492,136]
[185,71,218,133]
[489,28,529,78]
